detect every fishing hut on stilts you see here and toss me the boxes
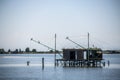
[31,33,104,67]
[56,33,103,67]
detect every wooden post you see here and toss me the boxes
[27,61,30,66]
[42,58,44,70]
[108,60,110,66]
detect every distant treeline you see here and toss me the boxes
[103,50,120,54]
[1,47,120,54]
[0,47,61,54]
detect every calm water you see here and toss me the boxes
[0,53,120,80]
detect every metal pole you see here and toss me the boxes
[42,58,44,70]
[55,34,56,66]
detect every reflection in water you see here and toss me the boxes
[0,63,120,69]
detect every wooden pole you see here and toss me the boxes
[55,34,56,66]
[88,33,90,60]
[42,58,44,70]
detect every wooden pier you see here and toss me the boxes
[56,59,104,67]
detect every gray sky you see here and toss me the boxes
[0,0,120,51]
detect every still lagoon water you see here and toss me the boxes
[0,53,120,80]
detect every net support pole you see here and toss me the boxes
[54,34,56,66]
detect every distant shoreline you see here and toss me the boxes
[0,52,120,54]
[0,52,63,54]
[103,53,120,54]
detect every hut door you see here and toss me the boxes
[84,51,87,59]
[70,51,75,60]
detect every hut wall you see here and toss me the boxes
[77,50,84,60]
[63,49,103,61]
[63,49,84,60]
[63,50,70,60]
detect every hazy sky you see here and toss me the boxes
[0,0,120,51]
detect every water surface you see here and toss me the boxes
[0,54,120,80]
